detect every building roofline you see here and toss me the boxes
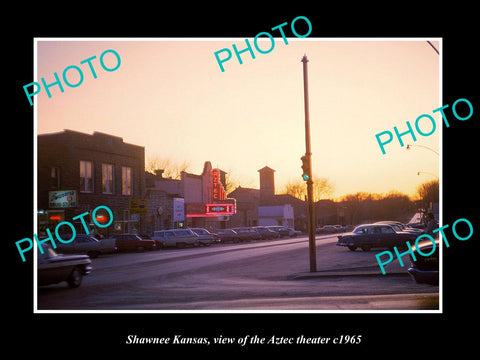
[37,129,144,149]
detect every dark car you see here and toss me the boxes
[213,229,241,243]
[266,226,290,237]
[112,234,156,252]
[190,228,219,246]
[232,227,262,241]
[55,233,117,258]
[407,239,439,285]
[254,226,280,240]
[38,244,92,288]
[337,224,417,251]
[316,225,339,234]
[374,221,423,235]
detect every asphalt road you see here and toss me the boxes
[36,234,439,311]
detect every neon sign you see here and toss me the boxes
[212,168,226,201]
[205,203,236,215]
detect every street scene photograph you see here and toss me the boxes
[34,38,440,312]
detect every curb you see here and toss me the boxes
[289,264,409,280]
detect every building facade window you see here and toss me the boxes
[50,167,60,189]
[80,160,93,192]
[102,163,114,194]
[122,166,132,195]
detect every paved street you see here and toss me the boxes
[37,234,439,311]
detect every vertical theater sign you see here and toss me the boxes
[185,168,236,223]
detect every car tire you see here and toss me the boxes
[67,267,83,288]
[347,245,357,251]
[361,245,371,251]
[176,242,186,249]
[136,246,146,252]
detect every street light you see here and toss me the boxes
[406,144,439,156]
[417,171,439,179]
[426,40,439,55]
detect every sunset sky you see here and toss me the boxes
[35,38,440,199]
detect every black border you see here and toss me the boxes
[7,5,478,355]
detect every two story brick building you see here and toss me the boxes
[37,130,145,236]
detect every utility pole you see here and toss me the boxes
[301,54,317,272]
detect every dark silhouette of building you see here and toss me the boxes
[228,166,308,230]
[37,129,145,236]
[258,166,275,204]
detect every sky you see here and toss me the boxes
[35,38,440,199]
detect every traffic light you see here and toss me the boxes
[301,155,310,181]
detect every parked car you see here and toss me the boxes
[112,234,156,252]
[286,228,302,237]
[254,226,280,240]
[336,224,417,251]
[407,221,426,229]
[232,227,262,241]
[140,234,163,249]
[190,228,219,246]
[343,225,356,232]
[152,229,199,248]
[407,238,439,285]
[213,229,241,243]
[268,226,302,237]
[316,225,339,234]
[55,233,117,258]
[374,221,423,235]
[266,226,290,237]
[37,244,92,288]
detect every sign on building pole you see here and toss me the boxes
[173,198,185,221]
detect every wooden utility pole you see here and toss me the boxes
[301,54,317,272]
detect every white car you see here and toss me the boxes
[152,229,199,248]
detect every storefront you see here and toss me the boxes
[37,130,146,236]
[146,163,236,231]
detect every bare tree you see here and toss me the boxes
[339,191,415,224]
[340,192,371,224]
[146,156,190,180]
[281,176,335,202]
[225,170,257,195]
[416,179,439,207]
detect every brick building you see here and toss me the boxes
[37,130,145,236]
[145,161,235,231]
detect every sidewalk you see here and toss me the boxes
[289,257,409,279]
